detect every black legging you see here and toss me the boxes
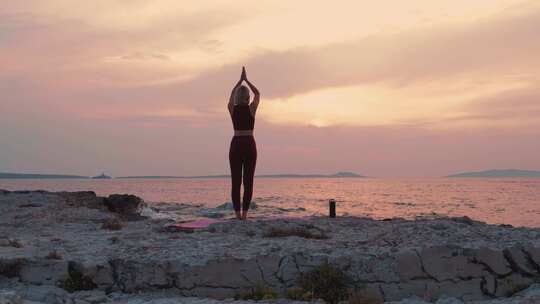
[229,136,257,211]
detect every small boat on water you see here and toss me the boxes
[92,173,112,179]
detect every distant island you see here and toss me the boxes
[447,169,540,178]
[0,172,89,179]
[92,173,112,179]
[118,172,365,179]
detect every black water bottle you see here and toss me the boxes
[329,199,336,218]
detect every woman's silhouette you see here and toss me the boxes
[228,67,260,220]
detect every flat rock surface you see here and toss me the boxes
[2,191,540,266]
[2,190,540,303]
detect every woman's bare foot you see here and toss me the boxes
[241,210,248,220]
[235,210,242,220]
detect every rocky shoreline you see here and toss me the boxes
[1,190,540,303]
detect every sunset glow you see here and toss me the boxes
[1,0,539,176]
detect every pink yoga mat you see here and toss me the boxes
[176,218,222,229]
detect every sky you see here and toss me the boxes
[1,0,539,177]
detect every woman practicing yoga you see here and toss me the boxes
[228,67,260,220]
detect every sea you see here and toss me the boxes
[1,178,539,227]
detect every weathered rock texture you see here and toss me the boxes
[1,190,540,303]
[104,194,145,216]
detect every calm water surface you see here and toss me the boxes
[1,178,539,227]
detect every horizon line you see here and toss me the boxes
[2,169,540,179]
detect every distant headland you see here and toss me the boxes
[447,169,540,178]
[118,171,365,179]
[0,171,365,179]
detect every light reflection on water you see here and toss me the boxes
[1,178,539,227]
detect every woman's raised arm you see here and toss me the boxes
[244,70,260,116]
[228,69,245,115]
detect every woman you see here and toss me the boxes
[228,67,260,220]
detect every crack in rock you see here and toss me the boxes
[413,248,439,283]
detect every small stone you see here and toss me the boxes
[504,246,537,275]
[481,272,497,295]
[496,273,534,297]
